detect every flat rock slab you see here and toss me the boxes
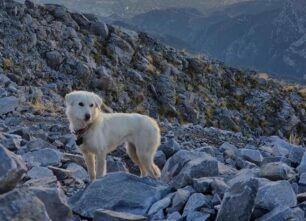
[94,209,148,221]
[255,180,297,211]
[161,150,219,189]
[260,162,295,181]
[0,96,19,115]
[27,166,54,179]
[256,206,304,221]
[70,172,170,218]
[0,144,27,193]
[216,179,259,221]
[22,148,62,167]
[0,188,51,221]
[29,186,72,221]
[238,148,263,164]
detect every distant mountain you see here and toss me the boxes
[117,0,306,83]
[19,0,251,17]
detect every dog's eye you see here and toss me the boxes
[90,104,94,107]
[78,102,84,107]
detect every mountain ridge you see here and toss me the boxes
[118,0,306,83]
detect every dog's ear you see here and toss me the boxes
[65,92,78,106]
[91,93,103,109]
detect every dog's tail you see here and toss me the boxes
[152,163,161,178]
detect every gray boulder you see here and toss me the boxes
[29,186,72,221]
[172,157,219,189]
[106,33,134,65]
[210,178,229,195]
[297,192,306,203]
[75,62,91,78]
[154,150,167,169]
[107,156,128,173]
[22,148,62,167]
[255,206,304,221]
[70,172,170,218]
[167,211,182,221]
[0,133,22,151]
[151,209,165,220]
[62,153,86,168]
[155,74,177,114]
[92,67,117,92]
[66,162,88,180]
[216,179,258,221]
[219,142,238,159]
[148,196,171,216]
[299,172,306,185]
[0,189,51,221]
[46,50,63,69]
[27,166,54,179]
[48,166,72,180]
[161,150,205,183]
[94,209,147,221]
[193,177,213,193]
[297,152,306,174]
[261,157,292,167]
[24,175,58,188]
[255,180,297,211]
[162,150,218,189]
[193,177,228,195]
[159,138,180,158]
[186,211,210,221]
[260,162,295,181]
[266,136,292,157]
[9,127,31,141]
[288,145,305,165]
[89,21,109,39]
[0,145,27,193]
[0,96,19,115]
[71,12,90,27]
[168,188,190,213]
[238,148,263,164]
[227,168,260,187]
[183,193,211,216]
[25,138,57,152]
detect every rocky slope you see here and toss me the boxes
[1,1,306,221]
[118,0,306,83]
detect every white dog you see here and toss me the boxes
[65,91,161,180]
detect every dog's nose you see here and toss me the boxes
[84,113,91,121]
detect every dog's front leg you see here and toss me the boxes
[96,151,107,178]
[82,151,96,181]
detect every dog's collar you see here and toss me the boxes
[73,125,90,145]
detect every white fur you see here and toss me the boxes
[65,91,161,180]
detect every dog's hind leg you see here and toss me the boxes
[137,153,156,178]
[152,163,161,178]
[136,146,160,178]
[126,143,146,176]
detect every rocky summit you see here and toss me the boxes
[0,0,306,221]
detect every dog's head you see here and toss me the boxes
[65,91,102,128]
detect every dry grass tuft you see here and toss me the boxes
[31,99,47,111]
[146,63,157,74]
[3,58,13,70]
[298,88,306,99]
[289,132,301,145]
[256,72,269,80]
